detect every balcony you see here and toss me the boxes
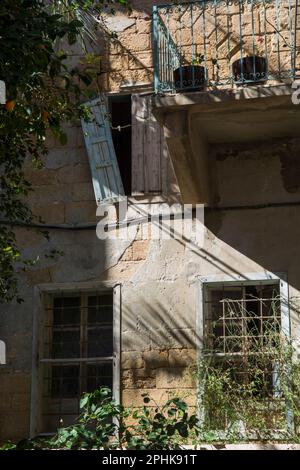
[153,0,300,94]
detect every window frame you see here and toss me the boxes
[30,281,121,437]
[82,92,181,205]
[196,271,292,434]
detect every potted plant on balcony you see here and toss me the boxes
[232,36,268,84]
[173,54,207,93]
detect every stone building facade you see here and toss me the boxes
[0,0,300,441]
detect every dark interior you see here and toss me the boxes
[109,94,132,196]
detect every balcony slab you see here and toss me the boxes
[153,84,300,205]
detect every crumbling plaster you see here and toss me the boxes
[154,85,300,206]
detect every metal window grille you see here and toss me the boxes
[202,282,286,430]
[40,292,113,433]
[204,283,281,356]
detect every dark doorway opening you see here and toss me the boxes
[109,94,132,196]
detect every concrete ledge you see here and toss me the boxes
[153,84,293,112]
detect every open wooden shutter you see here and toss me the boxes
[131,94,162,194]
[81,97,125,204]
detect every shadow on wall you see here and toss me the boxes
[117,193,300,375]
[94,2,160,90]
[121,297,198,392]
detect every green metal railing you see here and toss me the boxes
[153,0,300,93]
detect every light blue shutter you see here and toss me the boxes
[81,97,125,203]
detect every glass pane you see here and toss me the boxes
[87,363,113,392]
[261,285,281,318]
[51,365,79,398]
[53,296,80,326]
[87,327,113,357]
[88,294,113,325]
[211,288,243,303]
[210,302,223,322]
[52,330,80,358]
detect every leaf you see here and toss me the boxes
[177,423,188,438]
[80,395,89,409]
[176,400,188,412]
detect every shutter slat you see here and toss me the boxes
[81,97,124,204]
[145,111,162,193]
[132,94,162,194]
[131,94,145,194]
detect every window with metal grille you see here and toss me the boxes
[204,283,281,358]
[40,292,114,433]
[202,281,285,431]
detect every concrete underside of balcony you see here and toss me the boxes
[153,84,300,205]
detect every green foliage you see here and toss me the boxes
[125,395,199,449]
[52,387,126,450]
[194,342,300,442]
[0,0,127,303]
[48,388,200,450]
[0,388,199,450]
[0,441,17,450]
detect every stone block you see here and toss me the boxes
[106,54,129,72]
[28,184,72,204]
[121,240,149,262]
[0,394,12,411]
[57,164,92,184]
[136,18,152,35]
[231,12,260,38]
[122,351,144,370]
[151,328,196,351]
[45,148,87,169]
[108,40,126,56]
[0,373,31,395]
[65,201,97,224]
[34,201,65,224]
[108,67,153,91]
[71,182,94,202]
[156,367,195,389]
[11,393,30,412]
[119,33,150,52]
[45,126,82,149]
[103,14,136,33]
[25,267,57,287]
[122,388,197,407]
[25,168,57,186]
[0,412,29,441]
[142,350,169,369]
[122,330,151,352]
[15,228,44,250]
[129,52,153,70]
[122,369,156,389]
[168,348,196,368]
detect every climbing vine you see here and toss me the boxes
[0,0,127,303]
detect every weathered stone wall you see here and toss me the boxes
[93,1,299,91]
[214,138,300,205]
[2,168,300,440]
[1,0,300,442]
